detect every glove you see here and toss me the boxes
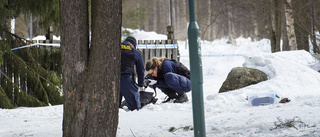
[138,86,144,92]
[148,79,157,85]
[144,74,157,88]
[144,79,157,88]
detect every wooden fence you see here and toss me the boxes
[137,39,179,64]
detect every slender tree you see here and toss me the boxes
[284,0,298,50]
[273,0,281,52]
[264,0,276,52]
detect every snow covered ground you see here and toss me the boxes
[1,29,320,137]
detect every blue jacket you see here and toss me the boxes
[155,60,191,95]
[157,60,178,80]
[121,43,145,87]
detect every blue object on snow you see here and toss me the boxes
[251,97,274,106]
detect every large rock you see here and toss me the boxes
[219,67,268,93]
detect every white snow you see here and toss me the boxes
[26,35,60,41]
[1,30,320,137]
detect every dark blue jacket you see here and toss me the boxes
[157,60,190,80]
[155,60,191,95]
[157,60,177,80]
[121,42,145,87]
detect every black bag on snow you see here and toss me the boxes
[120,91,158,109]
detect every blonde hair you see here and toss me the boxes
[145,57,167,71]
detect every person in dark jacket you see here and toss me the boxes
[119,36,145,111]
[145,57,190,103]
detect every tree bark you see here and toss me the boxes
[284,0,298,50]
[89,0,121,136]
[61,0,89,136]
[281,3,289,51]
[293,0,310,52]
[311,0,319,54]
[61,0,121,136]
[274,0,281,52]
[251,5,260,41]
[227,6,237,45]
[265,0,276,52]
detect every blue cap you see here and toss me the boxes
[124,36,136,48]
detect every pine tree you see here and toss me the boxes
[0,0,62,108]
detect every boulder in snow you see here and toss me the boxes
[219,67,268,93]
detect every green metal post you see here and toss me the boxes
[188,0,206,137]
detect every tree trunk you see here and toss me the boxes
[281,4,289,51]
[206,0,212,40]
[89,0,121,135]
[274,0,281,52]
[227,6,237,45]
[265,0,276,52]
[284,0,297,50]
[61,0,121,136]
[61,0,89,136]
[294,0,310,52]
[311,0,319,54]
[251,6,260,41]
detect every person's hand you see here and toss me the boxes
[148,79,157,85]
[144,79,157,88]
[144,74,157,88]
[138,86,144,92]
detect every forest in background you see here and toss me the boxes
[123,0,320,53]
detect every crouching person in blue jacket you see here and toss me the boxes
[145,57,190,103]
[119,36,145,111]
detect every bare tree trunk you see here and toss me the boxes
[206,0,212,40]
[227,6,237,45]
[61,0,121,136]
[175,0,188,40]
[274,0,281,52]
[293,0,310,52]
[265,0,276,52]
[284,0,298,50]
[251,9,260,41]
[311,0,319,54]
[281,2,289,51]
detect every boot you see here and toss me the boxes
[162,92,178,103]
[174,93,188,103]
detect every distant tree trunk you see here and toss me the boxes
[274,0,281,52]
[152,0,157,33]
[61,0,121,136]
[265,0,276,52]
[311,0,319,54]
[251,6,260,41]
[174,0,188,40]
[293,0,310,52]
[206,0,212,40]
[227,6,237,45]
[284,0,297,50]
[281,6,289,51]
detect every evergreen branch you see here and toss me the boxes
[10,52,62,91]
[0,70,25,93]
